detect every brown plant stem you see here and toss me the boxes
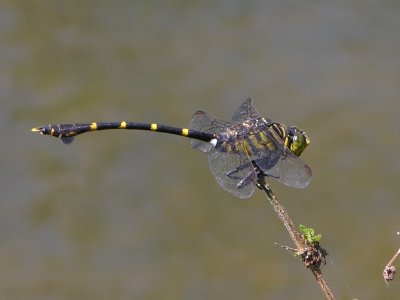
[256,174,335,300]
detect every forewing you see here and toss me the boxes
[208,149,255,199]
[231,98,260,123]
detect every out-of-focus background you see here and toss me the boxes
[2,1,400,299]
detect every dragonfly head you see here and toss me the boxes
[285,126,310,157]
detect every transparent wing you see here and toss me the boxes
[189,110,231,153]
[263,152,312,188]
[231,98,260,123]
[208,149,256,199]
[190,109,257,198]
[248,125,312,188]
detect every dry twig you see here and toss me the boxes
[256,173,335,300]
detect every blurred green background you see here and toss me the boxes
[2,1,400,299]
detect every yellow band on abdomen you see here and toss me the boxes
[182,128,189,136]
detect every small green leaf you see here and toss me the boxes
[299,224,322,243]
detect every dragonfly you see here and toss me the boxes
[32,98,312,198]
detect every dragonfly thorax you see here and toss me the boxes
[214,117,272,156]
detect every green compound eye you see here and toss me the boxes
[285,126,310,157]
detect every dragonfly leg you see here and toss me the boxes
[226,161,252,179]
[226,160,259,189]
[236,172,257,189]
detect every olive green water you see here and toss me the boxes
[2,1,400,299]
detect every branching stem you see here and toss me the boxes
[256,174,335,300]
